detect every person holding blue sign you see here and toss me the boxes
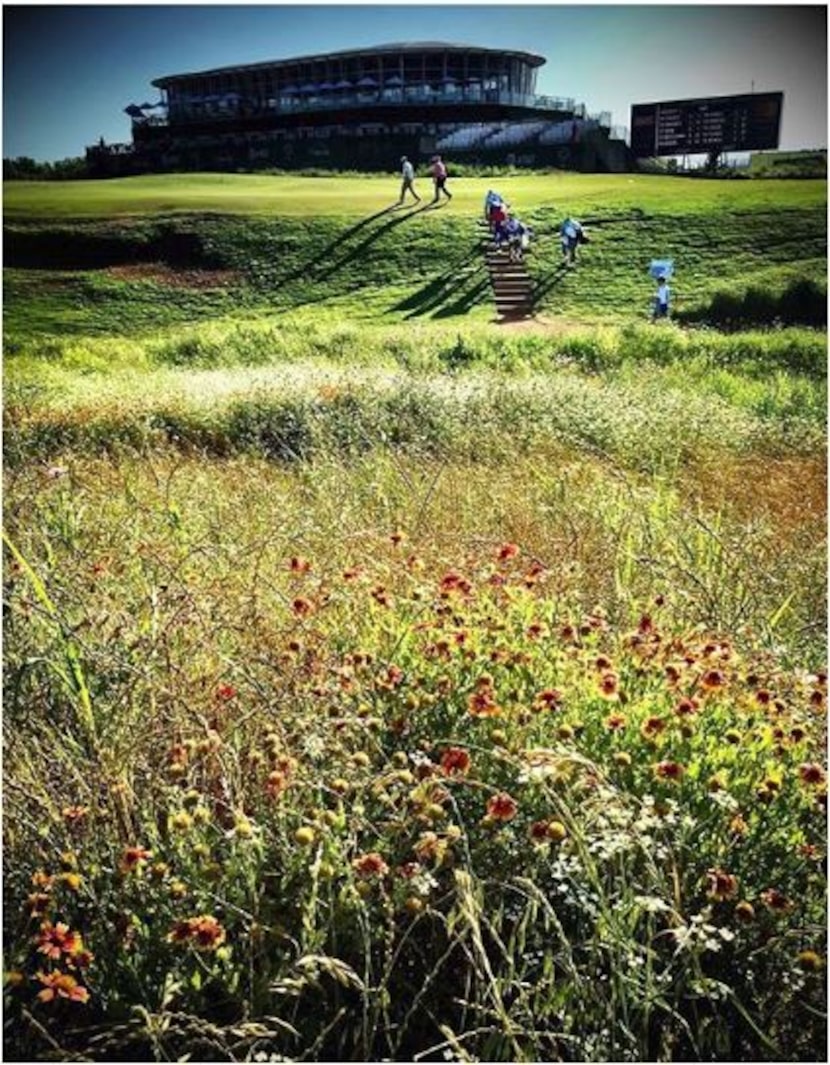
[652,276,670,320]
[649,259,673,321]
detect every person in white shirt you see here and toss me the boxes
[652,277,670,320]
[398,156,421,204]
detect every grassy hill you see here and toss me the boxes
[3,172,826,335]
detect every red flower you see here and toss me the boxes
[655,760,685,781]
[120,846,152,874]
[289,556,311,573]
[352,852,390,879]
[486,792,518,822]
[760,888,792,912]
[605,712,627,731]
[700,669,725,691]
[168,915,226,951]
[640,715,667,739]
[35,970,89,1004]
[292,597,313,617]
[598,672,619,698]
[215,684,237,702]
[440,572,472,596]
[440,747,471,776]
[534,688,563,710]
[36,922,81,960]
[497,542,520,562]
[706,868,739,901]
[468,689,500,718]
[674,697,698,717]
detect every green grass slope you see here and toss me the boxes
[3,172,826,336]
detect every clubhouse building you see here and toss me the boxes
[87,42,630,175]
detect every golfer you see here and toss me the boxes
[430,155,452,203]
[399,156,420,203]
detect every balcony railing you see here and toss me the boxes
[150,88,579,127]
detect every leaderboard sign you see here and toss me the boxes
[630,91,783,157]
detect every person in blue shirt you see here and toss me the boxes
[505,215,533,263]
[560,217,584,266]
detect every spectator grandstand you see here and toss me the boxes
[87,41,631,175]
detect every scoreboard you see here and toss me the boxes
[630,92,783,157]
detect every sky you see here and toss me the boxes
[2,2,827,162]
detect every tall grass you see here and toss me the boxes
[3,450,826,1060]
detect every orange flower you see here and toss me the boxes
[168,915,226,951]
[605,712,627,731]
[706,868,739,902]
[35,970,89,1004]
[534,688,563,711]
[61,805,90,824]
[497,542,520,562]
[467,689,500,718]
[352,852,390,879]
[36,921,81,960]
[289,555,311,573]
[598,672,619,698]
[486,792,518,822]
[440,747,471,776]
[265,770,290,798]
[120,846,152,874]
[734,900,755,922]
[292,597,313,617]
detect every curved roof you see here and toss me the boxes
[153,42,545,87]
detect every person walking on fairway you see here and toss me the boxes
[652,275,670,321]
[430,155,452,203]
[398,155,420,204]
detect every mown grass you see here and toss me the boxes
[4,172,825,219]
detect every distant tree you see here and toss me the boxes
[3,156,88,180]
[3,156,42,179]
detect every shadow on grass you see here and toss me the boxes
[394,243,485,319]
[530,262,570,309]
[312,202,433,283]
[280,202,406,282]
[431,275,491,319]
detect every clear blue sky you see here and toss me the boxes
[3,3,827,161]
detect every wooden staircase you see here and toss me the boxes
[484,244,534,319]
